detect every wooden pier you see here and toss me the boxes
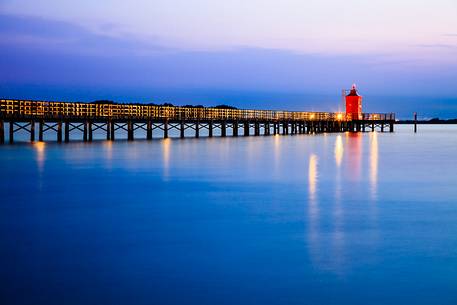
[0,99,395,143]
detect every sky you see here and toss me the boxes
[0,0,457,117]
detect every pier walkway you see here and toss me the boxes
[0,99,395,143]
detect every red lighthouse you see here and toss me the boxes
[345,84,362,120]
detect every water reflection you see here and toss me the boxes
[103,141,113,169]
[334,135,343,168]
[346,132,362,181]
[33,142,46,190]
[370,132,378,200]
[307,153,319,261]
[34,142,46,172]
[308,154,318,204]
[333,135,345,274]
[162,138,171,179]
[273,135,281,174]
[334,135,343,201]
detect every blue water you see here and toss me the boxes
[1,125,457,305]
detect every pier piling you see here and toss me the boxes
[65,121,70,142]
[30,120,35,142]
[110,122,115,140]
[57,121,62,142]
[163,120,168,138]
[39,120,43,141]
[9,121,13,143]
[0,120,4,144]
[221,121,226,137]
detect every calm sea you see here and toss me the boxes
[1,125,457,305]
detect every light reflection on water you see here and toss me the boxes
[346,132,363,182]
[2,125,457,304]
[33,141,46,190]
[370,132,378,200]
[33,141,46,172]
[162,138,171,179]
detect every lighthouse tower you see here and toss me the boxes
[345,84,362,120]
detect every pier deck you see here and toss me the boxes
[0,99,395,143]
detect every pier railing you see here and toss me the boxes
[0,99,395,122]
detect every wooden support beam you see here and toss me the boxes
[390,122,394,132]
[163,120,168,138]
[30,120,35,142]
[254,122,259,136]
[128,121,134,141]
[244,122,249,136]
[83,121,88,141]
[146,120,152,140]
[221,121,226,137]
[9,121,13,144]
[39,120,44,141]
[65,121,70,142]
[195,122,199,138]
[110,121,115,140]
[233,122,238,137]
[208,121,213,137]
[282,122,287,135]
[57,121,62,142]
[0,120,4,144]
[107,121,112,140]
[264,123,269,136]
[88,121,93,141]
[180,121,185,138]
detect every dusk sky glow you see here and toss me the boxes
[1,0,457,117]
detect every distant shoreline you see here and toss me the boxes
[397,119,457,124]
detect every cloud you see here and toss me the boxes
[0,13,167,56]
[0,13,456,103]
[416,43,457,49]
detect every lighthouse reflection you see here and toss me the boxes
[307,133,380,274]
[346,132,363,181]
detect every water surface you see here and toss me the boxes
[1,125,457,305]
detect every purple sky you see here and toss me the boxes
[1,1,456,117]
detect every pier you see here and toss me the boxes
[0,99,395,143]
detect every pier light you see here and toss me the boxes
[337,113,343,121]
